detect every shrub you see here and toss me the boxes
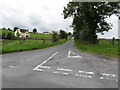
[52,31,59,42]
[6,33,14,39]
[2,33,6,39]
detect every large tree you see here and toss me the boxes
[33,28,37,33]
[63,2,119,44]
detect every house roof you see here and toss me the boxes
[43,32,49,33]
[20,29,28,33]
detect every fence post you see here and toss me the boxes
[43,39,45,43]
[112,37,115,45]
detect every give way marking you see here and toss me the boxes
[67,51,82,58]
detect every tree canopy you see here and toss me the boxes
[63,2,119,44]
[33,28,37,33]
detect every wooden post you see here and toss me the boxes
[112,37,115,45]
[43,39,45,43]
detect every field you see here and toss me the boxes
[0,29,70,54]
[75,39,119,58]
[1,39,68,54]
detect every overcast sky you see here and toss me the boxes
[0,0,118,39]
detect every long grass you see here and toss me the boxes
[74,39,118,58]
[1,39,68,54]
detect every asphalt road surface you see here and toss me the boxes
[2,40,118,88]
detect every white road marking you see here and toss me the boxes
[53,71,60,74]
[103,59,118,64]
[67,51,82,58]
[61,73,69,75]
[34,69,43,72]
[33,51,58,71]
[101,73,116,77]
[40,66,50,69]
[79,70,95,75]
[57,68,72,72]
[10,65,16,68]
[100,77,104,80]
[75,74,92,78]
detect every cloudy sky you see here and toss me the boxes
[0,0,118,39]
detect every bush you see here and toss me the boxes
[2,33,6,39]
[6,33,14,39]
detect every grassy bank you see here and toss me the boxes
[74,39,118,58]
[1,39,68,54]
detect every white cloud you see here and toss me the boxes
[0,0,118,39]
[97,14,118,39]
[0,0,72,32]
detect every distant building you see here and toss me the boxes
[43,32,49,34]
[15,29,30,38]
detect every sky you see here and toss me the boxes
[0,0,118,39]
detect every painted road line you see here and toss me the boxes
[61,73,69,75]
[79,70,95,75]
[40,66,50,69]
[67,51,82,58]
[53,71,60,74]
[103,59,118,64]
[34,69,43,72]
[33,51,59,71]
[101,73,116,77]
[57,68,72,72]
[75,74,92,78]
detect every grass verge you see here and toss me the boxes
[74,39,118,58]
[1,39,68,54]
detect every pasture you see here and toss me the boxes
[75,39,119,58]
[0,29,69,54]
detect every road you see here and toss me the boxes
[2,40,118,88]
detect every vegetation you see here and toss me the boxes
[33,28,37,33]
[74,39,118,58]
[14,27,19,32]
[63,2,119,44]
[0,29,71,54]
[1,39,68,54]
[52,31,59,42]
[30,32,52,39]
[59,30,68,40]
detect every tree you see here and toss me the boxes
[14,27,19,32]
[33,28,37,33]
[52,31,59,42]
[63,2,119,44]
[68,32,72,36]
[59,30,68,40]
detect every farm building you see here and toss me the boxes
[43,32,50,34]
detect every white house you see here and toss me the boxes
[15,29,30,38]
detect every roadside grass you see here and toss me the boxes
[74,39,118,58]
[1,39,68,54]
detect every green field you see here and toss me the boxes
[1,39,68,54]
[75,39,118,58]
[0,29,52,39]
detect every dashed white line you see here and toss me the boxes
[75,74,92,78]
[57,68,72,72]
[101,73,116,77]
[79,70,95,75]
